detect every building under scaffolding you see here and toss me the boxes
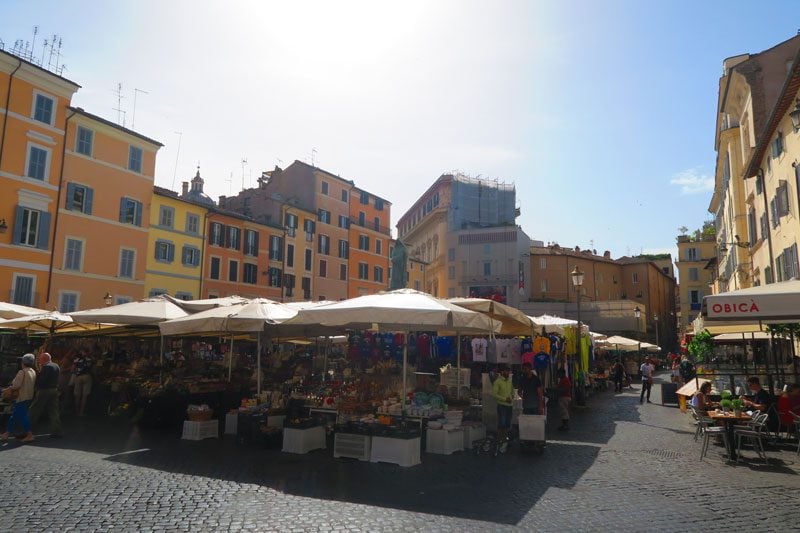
[448,174,517,231]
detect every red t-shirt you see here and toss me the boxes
[558,377,572,398]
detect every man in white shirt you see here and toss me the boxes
[640,358,655,404]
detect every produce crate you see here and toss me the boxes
[182,419,219,441]
[426,428,464,455]
[333,432,372,461]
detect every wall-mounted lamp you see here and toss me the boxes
[103,292,114,306]
[718,234,750,253]
[790,99,800,131]
[0,218,7,233]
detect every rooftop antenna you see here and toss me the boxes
[241,158,248,190]
[47,34,57,70]
[311,147,317,167]
[0,39,4,51]
[39,38,48,64]
[131,88,149,129]
[53,37,63,72]
[170,131,183,191]
[226,172,233,195]
[31,26,38,62]
[113,82,125,126]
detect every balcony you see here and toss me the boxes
[349,216,391,236]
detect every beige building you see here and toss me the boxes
[675,235,717,334]
[526,245,677,348]
[708,35,800,293]
[395,173,531,307]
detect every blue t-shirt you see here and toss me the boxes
[533,352,550,370]
[435,336,454,359]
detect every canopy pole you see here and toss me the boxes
[228,335,234,382]
[159,335,165,385]
[257,331,262,396]
[456,334,462,399]
[402,331,408,410]
[323,336,329,383]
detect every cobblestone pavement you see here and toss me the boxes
[3,373,800,532]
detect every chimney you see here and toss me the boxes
[182,181,189,196]
[603,250,611,259]
[575,246,580,253]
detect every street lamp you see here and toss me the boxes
[790,98,800,131]
[103,292,114,306]
[654,313,660,349]
[571,266,586,406]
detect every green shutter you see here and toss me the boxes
[13,206,25,244]
[37,211,51,250]
[85,188,94,215]
[65,183,75,210]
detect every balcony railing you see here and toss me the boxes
[349,216,391,235]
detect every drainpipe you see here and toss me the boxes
[199,211,213,298]
[45,108,77,304]
[0,58,22,170]
[758,169,776,281]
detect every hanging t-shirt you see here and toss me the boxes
[435,336,454,359]
[495,338,511,364]
[417,334,431,359]
[549,334,561,354]
[534,352,550,371]
[383,332,395,347]
[564,328,577,356]
[522,351,536,366]
[521,337,533,354]
[487,338,497,363]
[532,336,551,355]
[509,338,522,365]
[471,338,488,362]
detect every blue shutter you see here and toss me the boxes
[253,231,259,257]
[85,188,94,215]
[167,243,175,262]
[13,206,25,244]
[37,211,51,250]
[65,183,75,210]
[134,201,142,226]
[119,198,126,222]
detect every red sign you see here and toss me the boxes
[709,300,760,316]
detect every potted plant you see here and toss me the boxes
[731,398,744,417]
[719,390,733,413]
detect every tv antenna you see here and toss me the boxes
[226,172,233,195]
[30,26,38,62]
[311,147,317,167]
[241,158,248,190]
[131,88,149,129]
[170,131,183,191]
[113,82,126,126]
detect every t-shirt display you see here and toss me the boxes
[471,338,488,362]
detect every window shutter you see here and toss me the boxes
[37,211,51,250]
[167,243,175,262]
[225,226,232,248]
[793,244,800,280]
[13,206,25,244]
[194,249,200,267]
[119,198,126,222]
[85,187,94,215]
[181,246,188,265]
[134,201,142,226]
[252,231,259,257]
[66,183,75,210]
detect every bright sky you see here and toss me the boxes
[2,1,799,260]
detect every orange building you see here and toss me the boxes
[202,209,283,300]
[49,108,162,310]
[0,51,78,307]
[348,186,391,297]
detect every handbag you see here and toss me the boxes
[1,387,19,401]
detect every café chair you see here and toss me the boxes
[700,425,730,462]
[790,412,800,455]
[689,405,715,442]
[734,413,770,465]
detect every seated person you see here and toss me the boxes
[690,382,715,413]
[777,383,800,428]
[742,376,771,411]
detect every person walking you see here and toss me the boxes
[28,352,63,438]
[640,357,655,404]
[612,359,626,393]
[557,368,572,431]
[0,353,37,442]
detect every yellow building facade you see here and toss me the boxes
[675,237,717,333]
[144,188,209,300]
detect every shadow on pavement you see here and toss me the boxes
[4,388,638,525]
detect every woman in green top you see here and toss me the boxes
[492,365,514,442]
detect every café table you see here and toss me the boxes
[706,411,753,461]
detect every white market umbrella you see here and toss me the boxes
[449,297,533,336]
[284,289,497,404]
[703,279,800,323]
[600,335,641,352]
[70,296,188,326]
[163,294,249,314]
[530,314,589,334]
[0,301,48,319]
[70,296,190,384]
[0,311,106,335]
[676,378,711,397]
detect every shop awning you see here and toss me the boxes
[703,279,800,322]
[448,297,533,335]
[714,331,771,341]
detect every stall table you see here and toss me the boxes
[282,424,327,454]
[370,434,421,467]
[426,427,465,455]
